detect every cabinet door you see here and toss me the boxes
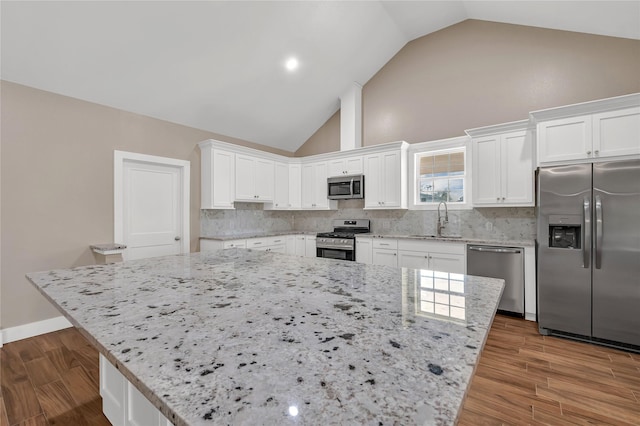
[355,238,372,264]
[328,159,346,177]
[501,131,533,205]
[313,162,329,209]
[364,154,382,208]
[269,244,286,254]
[301,164,315,208]
[593,107,640,159]
[472,135,500,205]
[429,252,465,274]
[305,236,317,258]
[372,249,398,267]
[537,116,592,164]
[235,154,256,201]
[255,158,274,201]
[100,354,126,426]
[289,164,302,209]
[271,162,289,209]
[294,235,306,256]
[345,156,363,175]
[126,382,162,426]
[201,148,234,209]
[398,250,430,269]
[285,236,295,255]
[381,151,401,207]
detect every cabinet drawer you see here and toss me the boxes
[398,239,464,255]
[373,239,398,250]
[247,238,270,249]
[223,239,246,249]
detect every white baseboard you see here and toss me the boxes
[1,316,73,345]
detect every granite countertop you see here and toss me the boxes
[27,250,504,426]
[360,234,536,247]
[200,231,317,241]
[200,231,534,247]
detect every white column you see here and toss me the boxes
[340,82,363,151]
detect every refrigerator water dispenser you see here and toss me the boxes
[548,214,581,249]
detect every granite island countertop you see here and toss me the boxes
[27,250,504,426]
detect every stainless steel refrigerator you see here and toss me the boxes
[537,159,640,349]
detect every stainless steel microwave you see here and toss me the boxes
[327,174,364,200]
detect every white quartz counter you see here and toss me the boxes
[27,250,504,425]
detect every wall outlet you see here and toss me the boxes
[485,221,493,232]
[383,220,390,230]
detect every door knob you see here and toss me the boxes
[175,236,181,241]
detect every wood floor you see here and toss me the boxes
[1,315,639,425]
[459,315,640,425]
[0,327,110,426]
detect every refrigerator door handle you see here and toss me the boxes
[583,196,591,269]
[595,195,603,269]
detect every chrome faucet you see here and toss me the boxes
[437,201,449,237]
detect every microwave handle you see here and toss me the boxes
[350,178,354,195]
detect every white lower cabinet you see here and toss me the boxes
[247,237,286,253]
[372,239,398,267]
[201,239,246,252]
[397,239,465,274]
[305,235,317,257]
[100,354,172,426]
[285,235,296,255]
[294,235,306,256]
[355,237,372,264]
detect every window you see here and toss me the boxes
[415,148,466,205]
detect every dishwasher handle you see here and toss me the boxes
[468,245,522,254]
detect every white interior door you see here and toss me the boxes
[115,151,190,261]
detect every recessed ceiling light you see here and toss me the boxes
[285,57,299,72]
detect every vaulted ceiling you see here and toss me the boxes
[2,1,639,152]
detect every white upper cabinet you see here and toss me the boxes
[328,155,363,177]
[301,161,337,210]
[468,121,534,207]
[198,142,235,209]
[264,161,289,210]
[593,107,640,158]
[235,154,274,202]
[531,94,640,166]
[364,143,408,209]
[288,163,302,209]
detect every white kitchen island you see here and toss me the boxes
[27,249,504,426]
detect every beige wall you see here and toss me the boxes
[0,81,292,330]
[296,19,640,154]
[295,110,341,157]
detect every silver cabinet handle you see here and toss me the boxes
[583,197,591,269]
[587,150,592,155]
[175,236,181,241]
[595,150,599,156]
[595,195,603,269]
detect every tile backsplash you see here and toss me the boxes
[201,200,536,241]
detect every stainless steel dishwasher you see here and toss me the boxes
[467,245,525,316]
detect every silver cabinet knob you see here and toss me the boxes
[595,150,599,155]
[497,197,500,201]
[175,236,181,241]
[502,197,506,200]
[587,150,592,155]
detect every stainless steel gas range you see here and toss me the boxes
[316,219,370,261]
